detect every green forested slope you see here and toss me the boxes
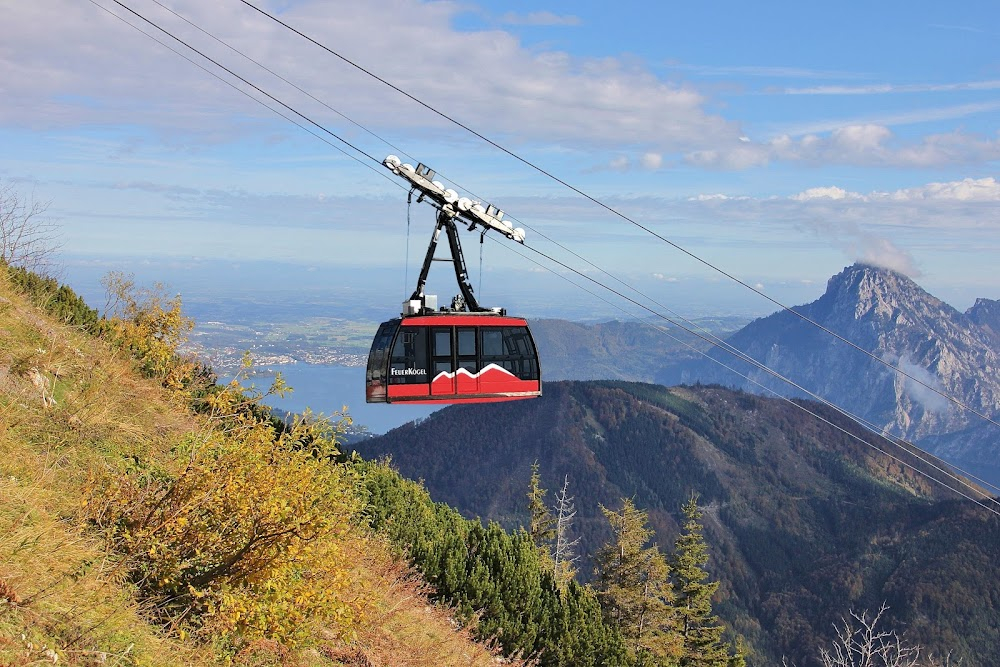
[356,381,1000,666]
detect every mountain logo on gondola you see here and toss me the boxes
[431,363,529,393]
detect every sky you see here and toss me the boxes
[2,0,1000,320]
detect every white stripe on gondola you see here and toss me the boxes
[431,363,519,384]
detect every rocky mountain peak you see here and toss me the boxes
[665,263,1000,477]
[966,297,1000,345]
[820,263,933,323]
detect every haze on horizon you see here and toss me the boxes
[3,0,999,318]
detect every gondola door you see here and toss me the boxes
[430,327,456,396]
[455,327,479,395]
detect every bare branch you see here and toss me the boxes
[0,180,60,274]
[553,474,580,583]
[819,604,921,667]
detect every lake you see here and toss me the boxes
[245,363,438,434]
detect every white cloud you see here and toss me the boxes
[791,186,862,201]
[688,125,1000,169]
[641,152,663,169]
[850,235,919,277]
[499,11,582,26]
[884,177,1000,202]
[685,143,771,170]
[831,124,892,152]
[784,177,1000,203]
[0,0,736,151]
[887,353,952,414]
[689,193,733,201]
[609,156,630,170]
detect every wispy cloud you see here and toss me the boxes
[781,80,1000,95]
[664,63,866,80]
[779,102,1000,136]
[886,353,951,413]
[688,124,1000,169]
[499,11,582,26]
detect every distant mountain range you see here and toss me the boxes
[354,381,1000,666]
[659,263,1000,487]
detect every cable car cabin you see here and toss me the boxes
[366,314,541,404]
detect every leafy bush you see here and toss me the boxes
[86,376,361,650]
[100,271,198,387]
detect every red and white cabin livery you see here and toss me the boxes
[366,313,541,404]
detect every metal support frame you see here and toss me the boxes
[384,155,526,316]
[410,209,484,313]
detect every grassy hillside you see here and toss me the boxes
[0,266,514,666]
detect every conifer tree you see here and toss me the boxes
[595,498,683,665]
[671,495,742,667]
[527,461,556,563]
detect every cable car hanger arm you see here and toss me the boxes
[410,210,484,312]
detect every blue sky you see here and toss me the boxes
[3,0,1000,318]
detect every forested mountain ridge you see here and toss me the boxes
[660,263,1000,486]
[355,380,1000,666]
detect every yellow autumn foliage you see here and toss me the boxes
[82,278,364,654]
[86,372,361,652]
[100,271,198,387]
[2,265,529,666]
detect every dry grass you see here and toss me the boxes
[323,536,528,667]
[1,277,210,666]
[1,273,521,666]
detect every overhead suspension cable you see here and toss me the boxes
[86,5,373,191]
[145,0,418,166]
[106,0,381,166]
[498,221,1000,500]
[235,0,1000,435]
[491,236,1000,512]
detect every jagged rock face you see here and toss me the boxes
[663,264,1000,473]
[967,298,1000,345]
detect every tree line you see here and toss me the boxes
[359,457,745,666]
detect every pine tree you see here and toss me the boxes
[671,495,737,667]
[595,498,683,665]
[527,461,556,564]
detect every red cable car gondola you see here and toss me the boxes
[366,156,542,404]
